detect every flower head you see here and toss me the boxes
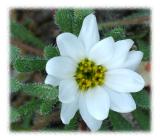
[45,14,145,131]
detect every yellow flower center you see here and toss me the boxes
[74,58,107,91]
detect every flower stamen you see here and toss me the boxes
[75,58,107,91]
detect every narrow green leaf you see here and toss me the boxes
[18,99,40,116]
[10,78,22,93]
[11,20,45,49]
[123,10,150,20]
[22,83,58,101]
[11,107,21,123]
[109,111,132,131]
[44,45,59,60]
[55,9,74,33]
[137,40,150,61]
[64,114,78,130]
[132,89,150,109]
[132,108,150,130]
[21,115,33,129]
[73,9,94,35]
[100,119,111,131]
[14,56,47,72]
[105,27,126,41]
[39,100,53,116]
[10,45,20,64]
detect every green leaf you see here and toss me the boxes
[39,100,53,116]
[64,114,78,130]
[55,9,94,35]
[14,56,47,72]
[55,9,74,33]
[137,40,150,61]
[132,108,150,130]
[18,99,40,117]
[11,20,45,49]
[73,9,94,35]
[21,114,33,129]
[132,89,150,109]
[100,119,111,131]
[105,27,126,41]
[10,78,22,93]
[10,45,20,64]
[123,10,150,20]
[22,83,58,101]
[44,45,59,59]
[11,107,21,123]
[109,111,132,131]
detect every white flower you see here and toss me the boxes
[45,14,145,131]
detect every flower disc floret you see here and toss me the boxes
[75,58,107,91]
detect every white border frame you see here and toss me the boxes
[1,0,160,139]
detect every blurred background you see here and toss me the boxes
[10,9,150,131]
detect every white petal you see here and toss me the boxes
[56,33,86,61]
[44,75,60,86]
[79,94,102,131]
[79,14,100,52]
[107,39,134,69]
[59,78,78,103]
[46,56,76,79]
[105,87,136,113]
[60,98,78,124]
[106,69,145,93]
[88,37,114,65]
[122,51,143,70]
[86,87,110,120]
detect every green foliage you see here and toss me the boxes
[10,45,20,64]
[55,9,74,33]
[21,115,33,129]
[100,119,111,131]
[11,99,40,124]
[132,108,150,130]
[55,9,94,35]
[64,114,78,130]
[109,111,132,131]
[44,45,59,60]
[10,78,22,93]
[10,79,58,126]
[11,20,45,49]
[14,56,47,72]
[123,10,150,20]
[11,107,21,123]
[22,83,58,101]
[18,99,40,116]
[39,100,53,116]
[105,27,126,41]
[73,9,94,35]
[137,40,150,61]
[132,89,150,109]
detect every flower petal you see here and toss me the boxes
[79,14,100,52]
[46,56,76,79]
[60,98,78,124]
[105,87,136,113]
[122,51,143,71]
[107,39,134,69]
[56,33,86,61]
[44,75,60,86]
[59,78,78,103]
[106,69,145,93]
[79,94,102,131]
[86,87,110,120]
[88,37,114,65]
